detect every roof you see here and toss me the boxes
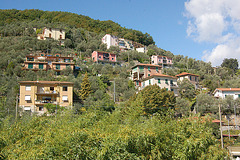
[175,72,199,77]
[19,81,74,85]
[215,88,240,91]
[131,63,161,69]
[94,51,117,55]
[141,74,177,81]
[153,55,172,59]
[213,88,240,95]
[212,119,224,123]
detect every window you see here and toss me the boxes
[50,87,54,91]
[238,95,240,98]
[142,82,145,87]
[49,28,52,31]
[25,95,31,101]
[56,71,60,75]
[28,63,33,69]
[158,79,161,84]
[62,95,68,101]
[25,86,31,91]
[39,106,44,111]
[60,29,62,32]
[63,86,68,91]
[49,33,51,38]
[39,64,43,69]
[99,56,101,58]
[148,66,150,71]
[156,67,158,72]
[112,58,114,60]
[190,76,192,80]
[41,54,44,56]
[195,77,197,81]
[136,81,139,85]
[171,89,174,91]
[149,80,151,85]
[139,66,144,70]
[166,88,168,91]
[56,64,60,70]
[170,80,173,85]
[165,79,168,84]
[66,64,70,67]
[27,57,34,61]
[148,74,150,77]
[56,54,60,57]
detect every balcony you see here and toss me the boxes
[35,100,57,105]
[36,91,59,95]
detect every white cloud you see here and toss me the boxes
[185,0,240,66]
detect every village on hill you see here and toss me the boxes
[1,9,240,159]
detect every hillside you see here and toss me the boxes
[0,9,154,46]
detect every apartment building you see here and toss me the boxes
[19,81,73,114]
[140,74,178,96]
[151,55,173,68]
[175,72,199,89]
[102,34,145,52]
[92,51,119,65]
[131,64,162,87]
[23,53,75,75]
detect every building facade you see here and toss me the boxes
[175,72,199,89]
[19,81,73,114]
[131,64,162,87]
[140,74,178,96]
[102,34,118,49]
[151,55,173,68]
[23,53,75,75]
[38,27,65,41]
[213,88,240,99]
[92,51,119,65]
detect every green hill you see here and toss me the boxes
[0,9,154,46]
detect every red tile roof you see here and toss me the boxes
[175,72,199,77]
[215,88,240,91]
[132,63,161,69]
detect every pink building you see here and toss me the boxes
[92,51,118,65]
[131,64,162,88]
[151,55,173,68]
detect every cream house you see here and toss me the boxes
[140,74,178,96]
[19,81,73,114]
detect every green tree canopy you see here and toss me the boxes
[79,73,92,101]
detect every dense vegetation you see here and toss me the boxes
[0,109,228,159]
[0,9,154,46]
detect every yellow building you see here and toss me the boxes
[19,81,73,114]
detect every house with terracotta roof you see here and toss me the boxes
[140,74,178,96]
[19,81,73,115]
[92,51,119,66]
[176,72,199,89]
[22,53,75,75]
[131,64,162,87]
[213,88,240,99]
[151,55,173,68]
[37,27,65,45]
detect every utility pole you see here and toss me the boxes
[16,94,18,120]
[234,102,237,129]
[114,79,116,103]
[219,102,224,149]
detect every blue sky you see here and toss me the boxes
[1,0,240,66]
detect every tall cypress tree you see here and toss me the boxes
[79,72,92,101]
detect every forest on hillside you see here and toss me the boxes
[1,9,240,159]
[0,9,154,46]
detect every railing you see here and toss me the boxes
[35,100,57,104]
[36,91,58,94]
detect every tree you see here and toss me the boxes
[133,84,176,115]
[196,93,218,114]
[178,79,196,101]
[221,58,238,74]
[79,73,92,101]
